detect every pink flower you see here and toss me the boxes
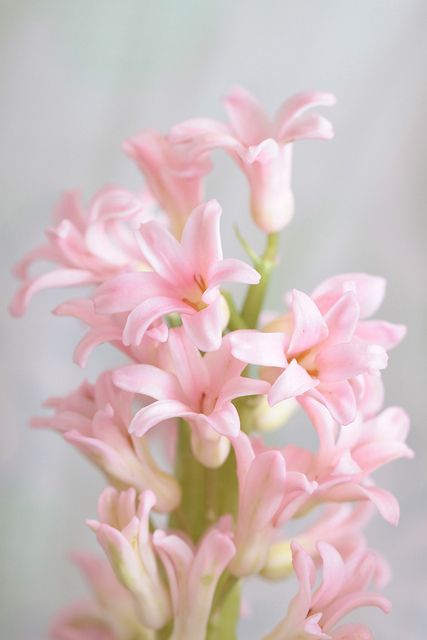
[114,328,270,467]
[170,86,335,232]
[32,371,180,512]
[261,503,388,582]
[153,526,235,640]
[230,273,405,424]
[94,199,260,352]
[87,487,171,630]
[10,187,150,317]
[229,433,315,576]
[50,553,150,640]
[265,541,391,640]
[53,298,168,368]
[124,130,211,238]
[282,397,413,525]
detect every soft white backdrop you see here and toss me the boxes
[1,1,426,638]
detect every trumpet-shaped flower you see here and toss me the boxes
[87,487,171,630]
[229,433,315,576]
[124,130,211,238]
[50,553,154,640]
[261,503,379,581]
[282,397,413,525]
[114,328,270,467]
[264,541,391,640]
[32,371,180,512]
[153,526,235,640]
[170,87,335,232]
[10,187,150,317]
[53,297,168,368]
[94,199,260,352]
[230,274,405,424]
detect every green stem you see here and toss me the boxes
[241,233,279,329]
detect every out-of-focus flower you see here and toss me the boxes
[153,526,235,640]
[170,87,335,232]
[230,274,405,424]
[94,199,260,352]
[229,433,315,576]
[50,552,154,640]
[124,130,211,239]
[261,503,378,581]
[114,328,269,467]
[264,541,391,639]
[10,188,150,316]
[87,488,171,630]
[282,396,413,525]
[32,371,180,512]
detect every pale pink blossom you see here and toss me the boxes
[170,87,335,232]
[261,503,381,581]
[53,298,168,368]
[153,526,235,640]
[230,274,405,424]
[50,553,153,640]
[229,433,315,576]
[124,130,211,238]
[32,371,180,512]
[264,541,391,640]
[281,396,413,525]
[87,487,171,630]
[114,328,270,467]
[94,199,260,352]
[10,188,151,317]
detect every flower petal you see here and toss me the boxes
[181,295,223,351]
[229,330,288,367]
[224,85,272,145]
[269,360,318,405]
[288,289,328,357]
[129,400,193,437]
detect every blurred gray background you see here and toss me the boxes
[1,1,426,638]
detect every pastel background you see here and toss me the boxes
[1,1,426,638]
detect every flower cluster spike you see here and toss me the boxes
[11,86,411,640]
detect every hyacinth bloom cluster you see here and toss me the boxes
[11,86,412,640]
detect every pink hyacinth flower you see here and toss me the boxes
[265,542,391,640]
[114,328,270,467]
[230,273,406,424]
[87,487,171,630]
[32,371,180,512]
[229,432,315,577]
[53,297,168,368]
[170,86,335,232]
[124,129,212,239]
[153,526,235,640]
[50,552,151,640]
[94,199,260,352]
[282,396,413,525]
[10,187,151,317]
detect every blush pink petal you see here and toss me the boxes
[288,289,329,356]
[311,380,357,425]
[113,365,183,401]
[229,330,288,368]
[181,296,223,352]
[312,273,386,318]
[355,321,407,350]
[269,360,318,405]
[129,400,193,437]
[224,85,272,145]
[10,269,97,316]
[323,291,360,345]
[123,297,189,346]
[316,343,388,383]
